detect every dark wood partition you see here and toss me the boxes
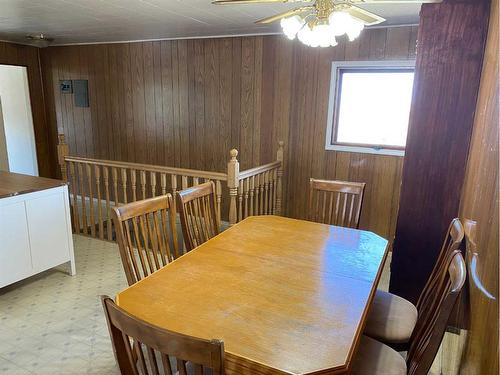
[389,0,491,303]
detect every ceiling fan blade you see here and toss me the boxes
[343,5,386,25]
[350,0,441,3]
[255,6,314,24]
[212,0,309,4]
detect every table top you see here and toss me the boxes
[116,216,389,375]
[0,171,66,199]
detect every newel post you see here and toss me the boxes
[227,149,240,226]
[57,133,69,181]
[276,141,284,215]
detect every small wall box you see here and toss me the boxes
[60,80,72,93]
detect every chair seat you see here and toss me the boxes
[364,290,418,345]
[350,335,407,375]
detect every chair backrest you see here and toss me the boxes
[308,178,366,228]
[416,218,464,312]
[176,181,220,251]
[101,296,225,375]
[406,251,466,375]
[112,194,179,286]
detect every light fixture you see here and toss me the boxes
[280,10,365,48]
[25,33,54,48]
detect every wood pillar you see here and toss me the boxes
[57,133,69,181]
[389,0,491,303]
[276,141,284,215]
[227,149,239,226]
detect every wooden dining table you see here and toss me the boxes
[116,215,389,375]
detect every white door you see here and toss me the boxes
[0,65,38,176]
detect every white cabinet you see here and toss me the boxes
[0,185,75,288]
[0,201,32,286]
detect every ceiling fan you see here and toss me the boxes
[212,0,441,47]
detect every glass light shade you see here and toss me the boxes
[297,24,337,48]
[328,11,365,41]
[280,15,305,40]
[328,11,352,36]
[346,18,364,41]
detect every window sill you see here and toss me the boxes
[325,144,405,157]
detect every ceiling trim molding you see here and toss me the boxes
[0,23,418,47]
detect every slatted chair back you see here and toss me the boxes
[308,178,366,228]
[176,181,220,251]
[406,251,466,375]
[416,218,464,312]
[112,194,179,286]
[101,296,225,375]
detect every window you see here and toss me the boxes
[325,60,415,156]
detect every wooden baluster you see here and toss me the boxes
[86,164,95,237]
[130,169,137,202]
[103,166,112,241]
[249,175,255,216]
[272,169,278,214]
[160,173,167,195]
[238,180,243,222]
[121,169,128,204]
[193,177,199,186]
[227,149,239,226]
[244,179,249,219]
[254,174,260,215]
[150,172,157,197]
[276,141,284,215]
[216,180,222,225]
[68,162,80,233]
[264,171,269,215]
[77,163,88,235]
[95,165,103,239]
[112,167,119,207]
[259,173,266,215]
[268,171,274,215]
[171,175,177,208]
[68,161,80,233]
[181,175,188,190]
[140,171,146,200]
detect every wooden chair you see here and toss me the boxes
[308,178,366,228]
[364,218,464,350]
[350,251,467,375]
[111,194,179,286]
[101,296,224,375]
[176,181,220,251]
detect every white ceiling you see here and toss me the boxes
[0,0,421,46]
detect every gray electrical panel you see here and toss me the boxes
[73,80,89,107]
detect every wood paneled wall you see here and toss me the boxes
[40,26,417,242]
[389,1,490,303]
[0,42,55,177]
[456,0,498,372]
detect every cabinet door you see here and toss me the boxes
[0,201,32,287]
[26,190,71,272]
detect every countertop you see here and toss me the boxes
[0,171,67,199]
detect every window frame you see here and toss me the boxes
[325,60,416,156]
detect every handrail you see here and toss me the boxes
[65,156,227,181]
[57,133,285,237]
[239,161,281,180]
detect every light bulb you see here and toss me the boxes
[280,15,305,40]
